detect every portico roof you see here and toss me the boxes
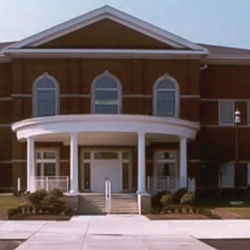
[11,114,200,142]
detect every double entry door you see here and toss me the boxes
[81,150,131,193]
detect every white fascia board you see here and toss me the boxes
[5,5,207,52]
[4,48,207,59]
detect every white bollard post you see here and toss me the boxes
[17,177,21,191]
[46,176,49,191]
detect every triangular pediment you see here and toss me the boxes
[38,19,176,50]
[5,5,206,52]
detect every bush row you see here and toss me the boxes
[149,205,221,219]
[8,188,75,219]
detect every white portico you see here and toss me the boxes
[11,114,200,194]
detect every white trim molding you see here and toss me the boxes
[11,114,200,141]
[4,5,207,52]
[4,48,207,59]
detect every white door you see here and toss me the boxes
[92,160,121,193]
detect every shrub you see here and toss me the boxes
[203,208,212,217]
[63,206,75,216]
[23,205,29,214]
[8,208,19,219]
[40,194,66,215]
[29,205,33,214]
[151,190,171,209]
[172,188,187,204]
[177,206,182,213]
[180,193,195,205]
[192,207,197,213]
[17,205,23,215]
[160,194,172,207]
[169,205,175,213]
[27,189,48,206]
[49,188,63,199]
[197,207,205,214]
[148,208,157,214]
[185,206,190,213]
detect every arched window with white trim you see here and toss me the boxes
[33,73,59,117]
[153,74,179,117]
[91,71,122,114]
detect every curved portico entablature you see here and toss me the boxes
[11,114,200,141]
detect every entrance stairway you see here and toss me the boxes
[78,193,139,214]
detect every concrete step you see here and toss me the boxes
[78,193,138,214]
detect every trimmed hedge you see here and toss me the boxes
[160,194,172,206]
[180,193,195,205]
[8,189,74,219]
[151,190,171,209]
[172,188,188,204]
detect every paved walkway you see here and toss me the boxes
[0,216,250,249]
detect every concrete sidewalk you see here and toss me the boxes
[0,216,250,249]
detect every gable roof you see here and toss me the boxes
[4,5,206,52]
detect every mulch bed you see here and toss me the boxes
[11,214,71,221]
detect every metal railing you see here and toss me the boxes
[147,176,196,194]
[31,176,69,193]
[105,179,111,214]
[147,176,179,194]
[187,177,196,193]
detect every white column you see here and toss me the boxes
[70,133,78,194]
[180,137,187,188]
[27,137,35,192]
[137,132,147,194]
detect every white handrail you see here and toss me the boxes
[105,179,111,214]
[138,194,142,216]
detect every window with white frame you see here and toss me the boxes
[36,150,58,177]
[33,74,59,117]
[219,101,234,125]
[92,72,122,114]
[153,75,179,117]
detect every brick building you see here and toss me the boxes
[0,6,250,198]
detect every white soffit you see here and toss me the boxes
[4,5,207,53]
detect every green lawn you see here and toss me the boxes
[0,195,26,212]
[196,197,250,219]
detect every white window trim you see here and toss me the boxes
[153,74,179,118]
[91,71,122,114]
[33,72,60,117]
[35,148,60,176]
[218,100,235,126]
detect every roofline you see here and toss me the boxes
[4,48,207,59]
[4,5,207,52]
[203,56,250,65]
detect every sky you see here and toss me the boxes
[0,0,250,49]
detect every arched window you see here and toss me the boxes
[33,73,59,117]
[91,71,122,114]
[153,74,179,117]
